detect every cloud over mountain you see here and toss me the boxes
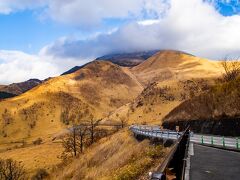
[42,0,240,60]
[1,0,240,84]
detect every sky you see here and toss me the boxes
[0,0,240,84]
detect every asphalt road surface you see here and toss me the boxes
[190,144,240,180]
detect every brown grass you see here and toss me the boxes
[51,129,168,180]
[0,140,63,177]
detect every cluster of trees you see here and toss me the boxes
[61,119,126,158]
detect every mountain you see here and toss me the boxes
[96,50,159,67]
[103,50,223,125]
[0,61,142,144]
[0,79,42,97]
[131,50,222,85]
[61,50,159,75]
[0,50,225,176]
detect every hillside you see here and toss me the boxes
[0,61,142,145]
[51,129,169,180]
[131,50,222,85]
[162,77,240,135]
[0,50,225,177]
[103,50,223,125]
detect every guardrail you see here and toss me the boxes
[130,125,240,150]
[190,134,240,150]
[130,125,240,179]
[149,126,190,180]
[130,125,190,180]
[130,125,182,141]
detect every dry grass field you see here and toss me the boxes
[0,50,225,178]
[51,129,169,180]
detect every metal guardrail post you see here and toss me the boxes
[236,138,239,149]
[201,135,204,144]
[211,136,214,145]
[222,136,225,147]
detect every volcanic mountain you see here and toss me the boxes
[131,50,222,85]
[62,50,159,75]
[96,50,159,67]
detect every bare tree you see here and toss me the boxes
[78,125,88,153]
[0,159,26,180]
[88,119,99,145]
[62,125,78,157]
[221,56,240,82]
[62,125,88,157]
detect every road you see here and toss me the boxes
[190,144,240,180]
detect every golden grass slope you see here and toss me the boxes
[105,50,223,125]
[0,61,143,145]
[131,50,223,85]
[51,129,169,180]
[0,50,225,177]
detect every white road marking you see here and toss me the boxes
[189,142,194,156]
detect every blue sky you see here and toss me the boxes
[0,0,238,54]
[0,10,86,54]
[0,0,240,84]
[0,2,140,54]
[216,0,240,16]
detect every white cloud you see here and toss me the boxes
[2,0,240,84]
[0,0,47,14]
[42,0,240,60]
[0,50,89,84]
[0,0,168,27]
[137,19,160,26]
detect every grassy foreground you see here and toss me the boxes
[51,129,169,180]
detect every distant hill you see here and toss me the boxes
[61,50,159,75]
[0,79,42,96]
[61,63,90,75]
[96,50,159,67]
